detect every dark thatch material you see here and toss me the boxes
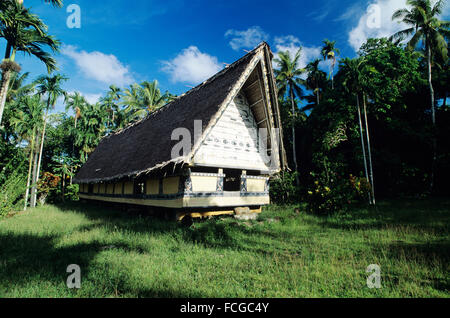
[74,44,265,184]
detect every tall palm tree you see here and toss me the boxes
[75,102,107,162]
[274,49,306,186]
[65,92,87,129]
[65,92,88,181]
[100,85,121,130]
[34,74,67,194]
[305,59,327,107]
[120,81,171,124]
[339,57,374,204]
[10,94,44,210]
[6,71,33,101]
[321,39,340,89]
[111,106,129,131]
[0,0,60,126]
[51,155,72,201]
[121,83,144,123]
[392,0,449,192]
[362,92,376,205]
[140,80,168,114]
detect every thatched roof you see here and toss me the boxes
[74,42,283,184]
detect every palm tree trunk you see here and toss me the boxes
[331,58,336,90]
[61,171,65,202]
[0,47,16,126]
[0,69,12,126]
[36,108,49,184]
[30,135,40,208]
[24,128,36,211]
[331,64,334,90]
[427,44,435,125]
[363,93,375,205]
[4,43,12,60]
[427,41,436,193]
[357,94,371,204]
[316,80,320,106]
[290,89,300,187]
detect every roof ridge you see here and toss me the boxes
[74,42,273,183]
[103,43,267,139]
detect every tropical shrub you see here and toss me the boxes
[269,171,300,204]
[37,172,60,205]
[349,174,372,201]
[48,183,79,203]
[0,169,26,217]
[64,184,79,202]
[305,174,371,215]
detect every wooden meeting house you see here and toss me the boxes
[74,42,287,221]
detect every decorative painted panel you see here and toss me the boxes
[246,179,266,192]
[184,175,193,194]
[163,177,180,194]
[191,176,218,192]
[146,179,159,195]
[193,91,270,170]
[114,182,123,195]
[124,182,133,195]
[240,176,247,193]
[107,183,114,194]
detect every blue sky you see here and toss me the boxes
[1,0,449,113]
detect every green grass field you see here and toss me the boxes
[0,199,448,298]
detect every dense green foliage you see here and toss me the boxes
[273,33,449,212]
[0,0,449,216]
[0,199,448,297]
[0,163,26,217]
[0,0,448,300]
[0,1,176,212]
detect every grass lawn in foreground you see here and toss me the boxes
[0,198,448,297]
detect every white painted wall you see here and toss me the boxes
[194,92,270,170]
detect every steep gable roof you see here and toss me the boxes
[74,42,283,184]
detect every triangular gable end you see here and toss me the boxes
[73,42,285,185]
[189,46,282,173]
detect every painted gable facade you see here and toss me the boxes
[193,91,270,171]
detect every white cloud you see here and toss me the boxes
[83,93,102,104]
[335,3,364,22]
[54,91,102,115]
[273,35,328,78]
[161,46,222,84]
[225,26,270,51]
[348,0,410,52]
[61,45,134,86]
[347,0,450,52]
[308,9,331,23]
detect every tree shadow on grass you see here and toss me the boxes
[302,198,450,234]
[57,201,181,236]
[0,232,202,298]
[369,240,450,294]
[179,219,303,260]
[57,201,300,258]
[0,232,104,294]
